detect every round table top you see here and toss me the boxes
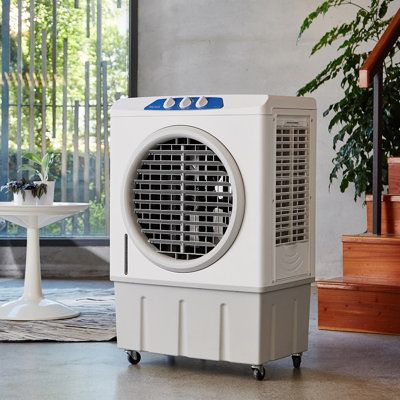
[0,202,89,216]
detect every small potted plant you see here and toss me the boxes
[1,179,48,205]
[19,152,56,205]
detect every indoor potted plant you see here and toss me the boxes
[19,152,56,205]
[1,179,47,205]
[297,0,400,199]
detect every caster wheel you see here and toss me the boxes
[292,354,302,369]
[251,365,265,381]
[126,350,141,365]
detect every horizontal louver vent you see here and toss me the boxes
[132,138,233,260]
[275,120,310,246]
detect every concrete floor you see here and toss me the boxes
[1,280,400,400]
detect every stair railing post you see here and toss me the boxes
[372,65,383,235]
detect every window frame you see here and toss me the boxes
[0,0,138,246]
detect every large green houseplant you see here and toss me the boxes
[298,0,400,200]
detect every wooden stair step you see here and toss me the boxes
[342,234,400,282]
[366,194,400,235]
[317,276,400,292]
[388,157,400,194]
[317,277,400,335]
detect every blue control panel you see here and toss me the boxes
[144,97,224,110]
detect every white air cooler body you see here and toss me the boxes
[110,95,316,367]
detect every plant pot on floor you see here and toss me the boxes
[13,190,36,206]
[34,181,55,205]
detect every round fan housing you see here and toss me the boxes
[121,125,245,272]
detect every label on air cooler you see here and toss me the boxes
[144,97,224,110]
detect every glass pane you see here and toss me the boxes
[0,0,129,238]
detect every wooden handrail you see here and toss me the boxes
[359,7,400,236]
[359,7,400,88]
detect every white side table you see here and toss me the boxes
[0,202,88,320]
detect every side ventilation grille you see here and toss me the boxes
[275,118,310,246]
[132,138,233,260]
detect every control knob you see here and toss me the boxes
[179,96,192,109]
[163,97,175,109]
[195,96,208,108]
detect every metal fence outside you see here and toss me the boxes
[0,0,129,237]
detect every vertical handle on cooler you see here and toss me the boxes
[124,233,128,275]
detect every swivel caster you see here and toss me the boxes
[251,365,265,381]
[292,353,302,369]
[126,350,141,365]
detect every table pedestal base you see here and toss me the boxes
[0,297,80,321]
[0,203,88,321]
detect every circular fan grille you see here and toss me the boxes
[132,137,233,260]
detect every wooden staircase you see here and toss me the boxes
[317,158,400,335]
[317,7,400,335]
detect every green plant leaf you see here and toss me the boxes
[18,165,39,175]
[22,152,42,166]
[33,183,48,199]
[378,2,388,18]
[298,1,330,39]
[298,0,352,40]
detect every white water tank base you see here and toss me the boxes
[115,282,310,365]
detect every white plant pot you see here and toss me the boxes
[34,181,55,205]
[13,190,36,206]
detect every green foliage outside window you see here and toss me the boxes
[0,0,128,237]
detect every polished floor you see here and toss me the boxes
[0,279,399,400]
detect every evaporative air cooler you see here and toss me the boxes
[110,95,316,380]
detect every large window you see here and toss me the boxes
[0,0,129,238]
